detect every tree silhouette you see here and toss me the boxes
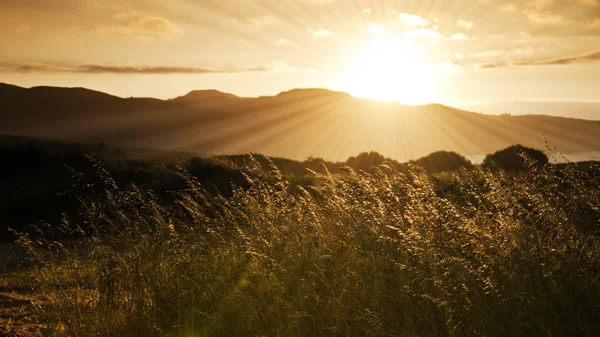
[411,151,473,173]
[483,144,548,171]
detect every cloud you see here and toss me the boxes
[273,38,298,47]
[404,28,442,39]
[470,49,505,58]
[498,4,517,11]
[527,0,554,11]
[13,64,73,73]
[11,64,264,74]
[477,63,501,69]
[477,49,600,68]
[310,29,337,38]
[522,0,573,25]
[457,20,474,29]
[525,49,600,65]
[524,9,568,24]
[267,61,316,73]
[244,16,278,28]
[450,33,468,40]
[97,12,183,38]
[513,0,600,27]
[400,13,429,26]
[405,28,468,41]
[2,61,315,74]
[433,61,464,73]
[470,46,538,58]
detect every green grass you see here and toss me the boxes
[10,156,600,336]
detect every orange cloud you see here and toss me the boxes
[523,49,600,65]
[477,49,600,68]
[404,28,442,39]
[477,63,501,69]
[457,20,474,29]
[399,13,429,26]
[1,61,315,74]
[243,16,279,28]
[524,9,569,24]
[450,33,469,40]
[96,12,183,38]
[309,29,337,38]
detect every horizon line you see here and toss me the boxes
[3,82,600,108]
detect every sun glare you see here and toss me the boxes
[340,34,436,105]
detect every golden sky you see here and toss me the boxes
[1,0,599,104]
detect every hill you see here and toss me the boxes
[2,83,600,161]
[459,100,600,121]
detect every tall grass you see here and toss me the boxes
[17,156,600,336]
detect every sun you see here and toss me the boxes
[340,34,437,105]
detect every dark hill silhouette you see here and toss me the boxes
[0,82,27,99]
[1,83,600,162]
[274,88,351,99]
[1,84,121,105]
[173,89,241,102]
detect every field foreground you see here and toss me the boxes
[2,156,600,336]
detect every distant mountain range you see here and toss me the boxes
[1,83,599,162]
[459,101,600,121]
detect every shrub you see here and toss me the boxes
[345,151,389,172]
[483,144,549,171]
[411,151,473,173]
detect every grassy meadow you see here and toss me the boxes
[1,144,600,336]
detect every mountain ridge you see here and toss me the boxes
[173,89,241,102]
[1,83,356,103]
[1,82,599,162]
[460,100,600,121]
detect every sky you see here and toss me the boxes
[1,0,600,105]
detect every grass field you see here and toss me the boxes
[2,153,600,336]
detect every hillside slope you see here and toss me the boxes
[2,83,599,161]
